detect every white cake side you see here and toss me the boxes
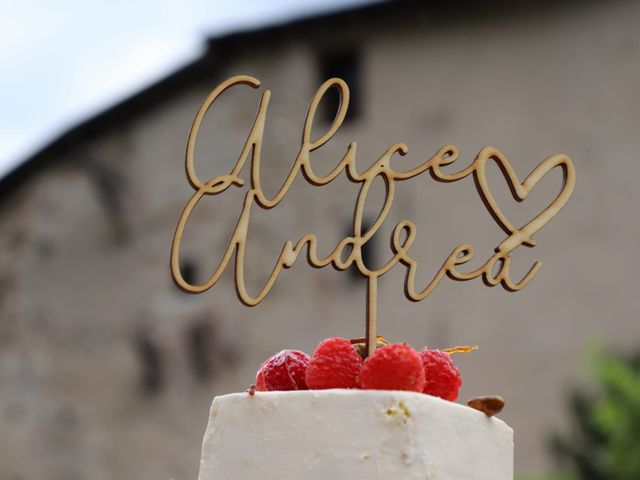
[197,389,513,480]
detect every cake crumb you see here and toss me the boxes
[398,401,411,417]
[385,402,411,418]
[384,402,411,424]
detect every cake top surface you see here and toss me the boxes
[212,389,511,430]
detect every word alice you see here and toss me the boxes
[171,75,576,355]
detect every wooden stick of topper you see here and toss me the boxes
[171,75,576,357]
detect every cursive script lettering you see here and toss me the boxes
[171,75,576,355]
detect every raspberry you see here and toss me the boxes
[256,368,267,391]
[359,343,425,392]
[255,349,310,391]
[419,349,461,401]
[306,337,363,389]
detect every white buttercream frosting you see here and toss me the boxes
[197,389,513,480]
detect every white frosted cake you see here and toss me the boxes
[197,389,513,480]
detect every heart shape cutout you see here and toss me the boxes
[472,147,576,254]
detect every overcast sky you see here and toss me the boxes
[0,0,377,179]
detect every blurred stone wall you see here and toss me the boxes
[1,1,639,478]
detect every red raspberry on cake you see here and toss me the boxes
[255,349,310,391]
[359,343,425,392]
[306,337,363,389]
[419,349,461,401]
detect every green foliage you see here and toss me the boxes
[516,475,576,480]
[549,351,640,479]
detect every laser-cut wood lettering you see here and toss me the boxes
[171,75,576,356]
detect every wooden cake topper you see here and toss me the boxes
[171,75,576,356]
